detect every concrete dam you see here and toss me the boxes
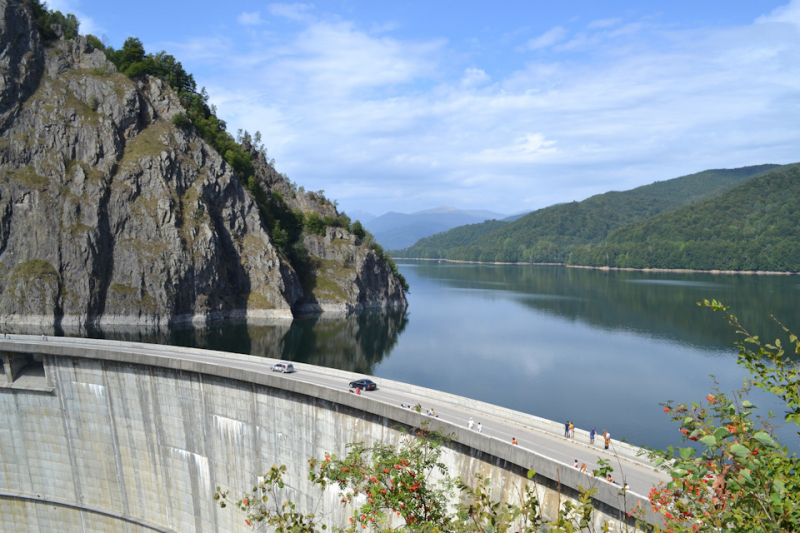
[0,336,655,532]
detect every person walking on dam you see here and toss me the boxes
[468,417,474,430]
[589,427,596,445]
[604,430,611,450]
[569,421,574,438]
[565,421,569,437]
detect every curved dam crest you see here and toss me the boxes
[0,337,653,532]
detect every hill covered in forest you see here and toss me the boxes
[568,165,800,271]
[393,164,791,267]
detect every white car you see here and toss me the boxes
[271,362,296,373]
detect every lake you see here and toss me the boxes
[83,260,800,451]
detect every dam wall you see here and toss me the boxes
[0,338,647,532]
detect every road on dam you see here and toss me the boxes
[8,336,667,503]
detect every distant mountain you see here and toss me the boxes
[366,206,508,250]
[393,164,786,263]
[349,210,377,223]
[502,211,533,222]
[569,165,800,271]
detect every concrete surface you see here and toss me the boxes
[0,336,658,532]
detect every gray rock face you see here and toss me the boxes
[0,1,405,328]
[248,148,407,314]
[298,227,406,313]
[0,0,43,133]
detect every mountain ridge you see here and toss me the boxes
[392,163,791,268]
[365,205,508,249]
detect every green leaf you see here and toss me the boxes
[699,435,717,447]
[527,469,536,479]
[671,469,688,479]
[680,447,696,459]
[753,432,776,448]
[730,444,750,459]
[714,427,731,440]
[742,400,755,408]
[654,457,664,467]
[773,479,786,493]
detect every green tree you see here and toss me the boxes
[642,299,800,532]
[106,37,147,76]
[29,0,79,41]
[351,220,367,241]
[217,424,608,533]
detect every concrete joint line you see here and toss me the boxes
[0,491,179,533]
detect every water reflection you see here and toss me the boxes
[405,262,798,355]
[384,261,799,451]
[8,260,797,451]
[69,309,408,375]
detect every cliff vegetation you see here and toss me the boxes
[0,0,407,329]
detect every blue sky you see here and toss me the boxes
[49,0,800,217]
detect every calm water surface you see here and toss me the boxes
[81,261,800,451]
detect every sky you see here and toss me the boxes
[47,0,800,217]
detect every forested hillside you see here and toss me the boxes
[569,165,800,271]
[393,164,784,263]
[390,219,508,260]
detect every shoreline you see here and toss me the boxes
[0,300,408,331]
[394,257,800,276]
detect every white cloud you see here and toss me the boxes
[237,12,263,26]
[588,18,621,29]
[161,36,233,61]
[260,20,445,99]
[756,0,800,27]
[474,134,557,163]
[179,2,800,215]
[268,3,315,22]
[524,26,567,50]
[461,67,490,86]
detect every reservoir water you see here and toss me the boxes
[84,260,800,451]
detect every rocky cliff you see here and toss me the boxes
[0,0,406,329]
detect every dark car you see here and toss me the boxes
[271,362,296,373]
[349,378,377,391]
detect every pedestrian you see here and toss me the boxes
[579,463,587,473]
[477,422,483,433]
[468,417,474,430]
[604,430,611,450]
[564,421,569,437]
[589,427,596,445]
[512,437,518,445]
[573,459,579,468]
[569,421,574,438]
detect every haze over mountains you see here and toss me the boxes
[363,206,509,250]
[393,163,800,272]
